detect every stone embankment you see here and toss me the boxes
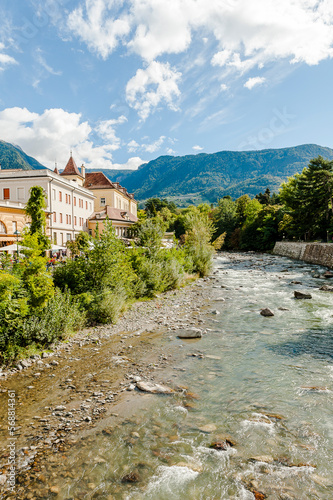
[273,241,333,268]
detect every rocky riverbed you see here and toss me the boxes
[0,273,216,499]
[1,251,333,499]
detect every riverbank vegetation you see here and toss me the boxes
[0,192,214,363]
[212,155,333,251]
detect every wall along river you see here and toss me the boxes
[3,252,333,499]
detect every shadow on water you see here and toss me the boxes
[269,328,333,363]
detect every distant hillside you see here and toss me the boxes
[115,144,333,206]
[0,140,46,170]
[85,168,133,184]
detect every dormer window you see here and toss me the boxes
[100,197,106,207]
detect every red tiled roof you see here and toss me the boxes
[89,206,138,223]
[84,172,115,189]
[60,155,83,177]
[85,172,136,200]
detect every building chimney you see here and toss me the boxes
[81,164,85,179]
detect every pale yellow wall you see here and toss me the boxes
[90,187,135,214]
[61,174,84,186]
[0,208,27,237]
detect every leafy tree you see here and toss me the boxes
[212,198,238,248]
[280,156,333,240]
[66,231,91,257]
[145,197,178,217]
[255,188,271,205]
[25,186,49,250]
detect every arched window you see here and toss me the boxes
[0,221,7,234]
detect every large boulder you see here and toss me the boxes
[260,308,274,317]
[319,285,333,291]
[294,290,312,299]
[177,328,203,339]
[136,381,174,394]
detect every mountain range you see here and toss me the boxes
[1,140,333,206]
[0,140,46,171]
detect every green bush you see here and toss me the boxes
[20,289,85,345]
[87,288,127,324]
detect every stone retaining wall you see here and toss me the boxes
[272,241,333,268]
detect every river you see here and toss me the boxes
[3,252,333,499]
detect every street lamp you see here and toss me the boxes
[14,230,19,261]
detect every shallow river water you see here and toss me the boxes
[19,253,333,499]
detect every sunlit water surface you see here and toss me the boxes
[33,254,333,499]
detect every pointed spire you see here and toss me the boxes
[60,154,83,177]
[54,161,59,175]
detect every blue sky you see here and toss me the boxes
[1,0,333,171]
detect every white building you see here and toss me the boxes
[0,157,95,245]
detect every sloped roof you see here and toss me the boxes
[60,155,83,177]
[89,206,138,223]
[85,172,115,189]
[85,172,136,200]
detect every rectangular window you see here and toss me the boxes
[12,221,17,234]
[65,193,68,204]
[68,214,71,225]
[100,197,106,207]
[53,212,56,223]
[68,194,71,204]
[66,233,71,241]
[53,232,57,244]
[89,202,92,211]
[17,187,24,200]
[74,216,77,226]
[66,214,68,224]
[74,196,76,206]
[59,191,62,202]
[60,213,63,223]
[3,188,10,200]
[85,201,88,210]
[61,233,64,245]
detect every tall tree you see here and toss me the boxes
[25,186,49,249]
[280,156,333,240]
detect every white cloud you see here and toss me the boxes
[220,83,228,91]
[127,135,166,153]
[192,145,203,151]
[0,106,139,170]
[0,43,17,71]
[127,139,140,153]
[64,0,333,68]
[96,115,127,149]
[142,135,165,153]
[35,49,62,76]
[126,61,181,120]
[244,76,266,89]
[67,0,131,60]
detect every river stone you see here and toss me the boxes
[121,471,140,483]
[198,423,217,433]
[260,308,274,317]
[136,381,174,394]
[294,290,312,299]
[323,271,333,278]
[177,328,202,339]
[319,285,333,291]
[249,455,274,463]
[49,486,60,494]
